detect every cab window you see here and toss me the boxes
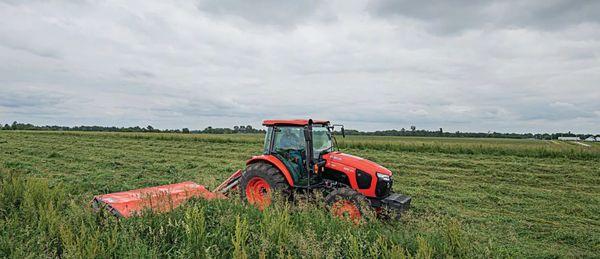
[263,127,273,154]
[273,127,305,151]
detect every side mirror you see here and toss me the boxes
[331,124,346,138]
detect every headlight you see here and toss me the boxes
[376,172,393,197]
[377,172,391,181]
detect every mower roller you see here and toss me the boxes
[92,119,411,221]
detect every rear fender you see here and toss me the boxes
[246,155,294,187]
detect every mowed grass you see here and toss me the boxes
[1,131,599,258]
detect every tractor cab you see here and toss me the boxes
[262,119,336,187]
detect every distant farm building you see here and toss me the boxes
[584,136,599,142]
[558,137,580,141]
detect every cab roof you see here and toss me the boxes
[262,119,330,126]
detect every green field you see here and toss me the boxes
[1,131,599,258]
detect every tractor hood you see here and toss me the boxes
[324,152,392,176]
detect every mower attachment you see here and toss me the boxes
[213,169,242,193]
[92,181,226,218]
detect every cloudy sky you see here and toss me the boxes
[1,0,599,133]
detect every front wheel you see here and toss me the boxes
[240,162,290,209]
[325,187,369,224]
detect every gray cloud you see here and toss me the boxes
[0,41,62,59]
[0,86,76,121]
[519,101,598,121]
[196,0,335,28]
[0,0,598,133]
[0,89,66,109]
[367,0,600,34]
[119,68,156,79]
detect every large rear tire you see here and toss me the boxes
[325,187,369,224]
[240,162,290,209]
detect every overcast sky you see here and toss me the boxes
[1,0,599,133]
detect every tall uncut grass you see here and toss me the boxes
[0,174,477,258]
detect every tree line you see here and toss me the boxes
[0,121,265,134]
[342,128,598,140]
[1,121,597,139]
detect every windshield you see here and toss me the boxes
[313,126,333,155]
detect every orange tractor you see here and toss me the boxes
[93,119,411,221]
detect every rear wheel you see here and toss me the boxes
[325,188,369,224]
[240,162,290,209]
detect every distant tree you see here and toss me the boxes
[182,128,190,134]
[11,121,18,130]
[233,126,239,131]
[146,125,154,132]
[439,128,443,133]
[410,125,416,132]
[2,124,9,130]
[246,125,253,131]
